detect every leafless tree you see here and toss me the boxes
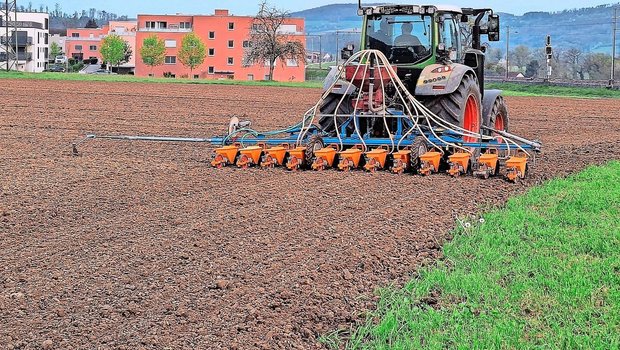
[243,1,306,81]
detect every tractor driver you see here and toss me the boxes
[394,22,421,47]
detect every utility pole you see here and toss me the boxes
[2,0,17,72]
[306,34,322,69]
[611,6,618,88]
[505,25,509,80]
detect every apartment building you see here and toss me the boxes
[65,20,137,66]
[135,9,306,81]
[0,11,49,72]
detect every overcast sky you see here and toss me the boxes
[38,0,614,16]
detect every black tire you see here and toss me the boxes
[488,96,510,133]
[422,74,482,132]
[318,94,354,135]
[409,136,429,170]
[304,134,324,165]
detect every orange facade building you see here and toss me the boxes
[65,21,137,65]
[135,10,306,81]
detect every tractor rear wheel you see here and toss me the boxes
[422,74,482,143]
[488,96,510,134]
[318,93,354,135]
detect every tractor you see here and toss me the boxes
[76,3,541,181]
[320,4,506,145]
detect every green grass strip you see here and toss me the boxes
[487,82,620,99]
[0,70,324,89]
[337,161,620,350]
[3,70,620,98]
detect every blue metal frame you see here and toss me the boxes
[214,111,538,152]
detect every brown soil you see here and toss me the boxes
[1,79,619,350]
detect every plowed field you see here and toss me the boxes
[1,79,619,349]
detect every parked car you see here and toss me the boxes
[55,55,67,64]
[92,69,117,75]
[47,65,66,73]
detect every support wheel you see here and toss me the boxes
[304,135,324,166]
[409,136,429,172]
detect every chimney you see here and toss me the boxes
[214,9,229,16]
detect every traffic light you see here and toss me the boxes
[545,35,553,60]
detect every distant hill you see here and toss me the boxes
[293,3,620,54]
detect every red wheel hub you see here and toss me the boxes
[463,94,480,143]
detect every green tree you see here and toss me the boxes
[49,42,62,60]
[243,1,306,81]
[100,34,127,70]
[140,35,166,74]
[122,41,133,65]
[525,60,540,78]
[178,33,206,77]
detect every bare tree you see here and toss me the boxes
[243,1,306,81]
[564,48,583,79]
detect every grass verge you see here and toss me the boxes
[0,70,324,89]
[2,70,620,98]
[487,82,620,98]
[335,161,620,350]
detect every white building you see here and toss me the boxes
[0,11,49,72]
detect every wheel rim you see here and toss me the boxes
[494,112,506,143]
[463,94,480,143]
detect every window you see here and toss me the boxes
[165,56,176,64]
[208,48,215,56]
[228,40,234,48]
[193,74,199,79]
[148,73,154,77]
[89,33,94,38]
[247,74,254,81]
[158,21,168,29]
[180,22,191,29]
[208,31,215,39]
[228,22,235,30]
[440,14,461,62]
[75,45,83,51]
[44,33,48,45]
[264,74,270,80]
[242,40,251,48]
[146,21,156,29]
[89,45,97,51]
[165,40,176,48]
[208,66,214,74]
[71,33,79,38]
[286,59,298,67]
[368,14,433,65]
[45,18,49,30]
[227,57,234,65]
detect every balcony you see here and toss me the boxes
[139,26,191,33]
[1,36,33,46]
[0,20,44,30]
[0,52,33,62]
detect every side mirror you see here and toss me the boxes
[341,44,355,60]
[487,14,500,41]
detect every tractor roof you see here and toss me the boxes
[358,4,463,16]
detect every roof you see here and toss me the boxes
[432,5,463,13]
[359,4,463,15]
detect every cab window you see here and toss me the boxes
[440,14,461,62]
